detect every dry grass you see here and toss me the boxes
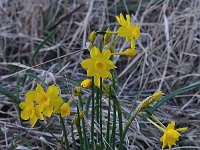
[0,0,200,149]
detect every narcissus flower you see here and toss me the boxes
[160,121,188,149]
[61,103,70,117]
[19,83,64,126]
[147,118,188,150]
[116,13,140,41]
[19,100,44,127]
[35,84,63,117]
[81,79,92,88]
[80,46,116,86]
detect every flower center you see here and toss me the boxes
[166,129,179,140]
[95,61,105,70]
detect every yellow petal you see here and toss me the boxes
[90,46,100,58]
[36,83,44,92]
[176,127,188,132]
[107,71,112,78]
[116,16,121,24]
[80,59,94,69]
[43,105,53,118]
[119,13,126,26]
[19,101,34,109]
[126,14,131,26]
[87,67,97,76]
[30,115,38,127]
[61,103,70,117]
[47,85,59,97]
[35,105,44,120]
[167,121,175,130]
[105,60,117,70]
[20,110,30,120]
[25,91,37,102]
[102,50,111,60]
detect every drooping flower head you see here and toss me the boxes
[80,46,117,86]
[160,121,188,149]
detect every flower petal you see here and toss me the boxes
[102,50,111,60]
[30,115,38,127]
[105,60,117,70]
[90,46,100,58]
[167,121,175,130]
[20,110,30,120]
[87,67,97,76]
[36,83,44,92]
[25,91,37,102]
[80,59,94,69]
[47,85,59,97]
[61,103,70,117]
[176,127,188,132]
[43,105,53,118]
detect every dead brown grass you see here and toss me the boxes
[0,0,200,149]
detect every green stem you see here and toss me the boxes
[76,105,84,150]
[71,122,77,150]
[112,103,116,149]
[91,77,95,150]
[79,96,89,150]
[96,88,100,145]
[106,86,111,150]
[60,116,70,150]
[99,78,103,149]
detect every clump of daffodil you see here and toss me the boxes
[19,83,70,127]
[81,79,92,88]
[147,118,187,150]
[80,46,117,87]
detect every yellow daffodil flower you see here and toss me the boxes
[147,118,187,150]
[80,46,116,86]
[116,13,140,49]
[81,79,92,88]
[35,84,63,117]
[116,13,140,40]
[61,103,71,117]
[160,121,188,149]
[19,100,44,127]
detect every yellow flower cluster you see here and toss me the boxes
[80,13,141,88]
[115,13,140,57]
[19,83,70,127]
[160,121,188,149]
